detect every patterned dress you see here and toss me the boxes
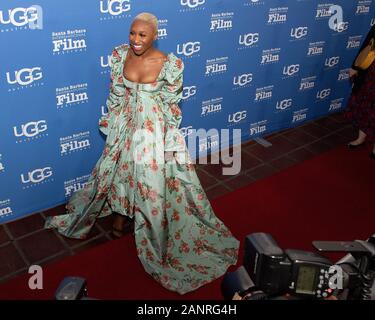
[345,61,375,142]
[45,44,239,294]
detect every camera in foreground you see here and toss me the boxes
[55,276,93,300]
[222,232,375,300]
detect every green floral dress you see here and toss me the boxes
[45,44,239,294]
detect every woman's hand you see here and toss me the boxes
[165,151,175,162]
[349,68,358,79]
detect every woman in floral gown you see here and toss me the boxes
[45,13,239,294]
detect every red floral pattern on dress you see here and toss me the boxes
[44,44,239,295]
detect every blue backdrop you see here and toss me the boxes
[0,0,374,223]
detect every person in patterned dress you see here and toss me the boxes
[45,12,239,294]
[346,25,375,158]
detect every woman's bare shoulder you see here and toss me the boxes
[151,49,168,62]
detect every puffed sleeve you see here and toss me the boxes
[99,46,126,136]
[159,54,185,152]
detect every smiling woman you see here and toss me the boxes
[124,13,167,84]
[45,12,239,295]
[129,13,157,55]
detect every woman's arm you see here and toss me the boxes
[159,55,184,153]
[99,46,126,136]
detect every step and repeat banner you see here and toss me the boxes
[0,0,374,223]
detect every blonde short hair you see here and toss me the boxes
[133,12,158,33]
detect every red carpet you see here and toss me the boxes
[0,145,374,300]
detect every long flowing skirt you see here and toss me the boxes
[45,114,239,294]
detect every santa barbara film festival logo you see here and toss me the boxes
[60,131,91,156]
[299,76,316,91]
[307,41,325,56]
[0,5,43,32]
[64,174,90,197]
[52,29,87,55]
[255,85,273,102]
[201,97,223,116]
[99,0,131,20]
[198,132,219,154]
[329,98,344,112]
[13,120,48,143]
[292,108,308,123]
[20,166,54,189]
[338,69,350,81]
[261,48,281,65]
[356,1,372,15]
[158,19,168,39]
[210,12,234,32]
[5,66,43,91]
[347,35,362,49]
[180,0,205,11]
[56,83,89,109]
[267,7,288,24]
[205,57,228,76]
[316,4,334,19]
[0,199,13,219]
[249,120,267,136]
